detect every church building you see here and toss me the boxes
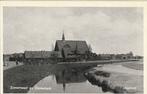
[54,33,90,61]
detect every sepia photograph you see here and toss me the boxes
[3,7,143,93]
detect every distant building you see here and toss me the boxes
[9,53,24,61]
[54,32,89,61]
[97,51,134,60]
[134,55,143,60]
[24,51,62,64]
[98,54,115,60]
[115,52,134,60]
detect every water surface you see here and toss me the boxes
[28,64,105,93]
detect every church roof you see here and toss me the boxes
[55,40,89,58]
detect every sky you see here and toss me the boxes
[3,7,143,56]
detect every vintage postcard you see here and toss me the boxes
[0,1,146,94]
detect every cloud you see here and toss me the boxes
[3,7,143,55]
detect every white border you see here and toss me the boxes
[0,1,146,94]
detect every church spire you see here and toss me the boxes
[62,31,65,41]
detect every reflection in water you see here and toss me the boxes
[28,64,103,93]
[53,64,88,92]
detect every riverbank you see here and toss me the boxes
[4,64,56,93]
[84,62,143,93]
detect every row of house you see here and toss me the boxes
[5,50,140,65]
[24,51,62,64]
[3,33,142,65]
[98,52,134,60]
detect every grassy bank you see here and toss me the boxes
[4,64,56,93]
[85,66,143,93]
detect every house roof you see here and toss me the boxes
[55,40,89,58]
[24,51,62,58]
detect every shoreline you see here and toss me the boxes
[84,62,143,93]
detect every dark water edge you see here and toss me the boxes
[4,63,102,93]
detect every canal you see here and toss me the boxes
[28,61,143,93]
[28,64,109,93]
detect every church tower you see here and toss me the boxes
[62,31,65,41]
